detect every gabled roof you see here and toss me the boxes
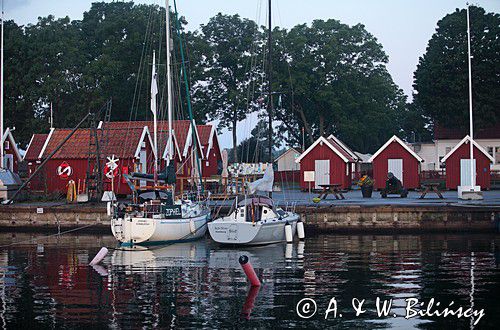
[295,136,355,164]
[2,128,23,162]
[24,133,49,161]
[197,124,221,159]
[275,147,301,163]
[327,135,360,162]
[441,135,495,163]
[40,127,154,159]
[106,120,203,161]
[368,135,423,163]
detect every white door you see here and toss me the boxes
[314,159,330,189]
[140,149,147,186]
[460,159,476,186]
[388,159,403,183]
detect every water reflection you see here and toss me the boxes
[0,232,498,329]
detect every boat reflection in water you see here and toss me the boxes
[110,239,304,271]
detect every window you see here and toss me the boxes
[4,141,9,150]
[445,147,451,154]
[496,147,500,164]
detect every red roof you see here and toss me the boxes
[197,125,212,146]
[434,123,500,140]
[41,127,149,159]
[326,137,356,162]
[107,120,200,159]
[24,134,48,161]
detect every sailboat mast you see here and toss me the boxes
[152,51,158,184]
[267,0,273,164]
[166,0,173,162]
[0,0,4,169]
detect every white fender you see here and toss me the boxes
[89,247,108,266]
[297,221,305,240]
[189,219,196,234]
[284,223,293,243]
[285,243,293,260]
[297,241,305,259]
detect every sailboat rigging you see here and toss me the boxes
[110,0,210,246]
[208,0,301,245]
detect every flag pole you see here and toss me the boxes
[0,0,4,169]
[466,4,475,188]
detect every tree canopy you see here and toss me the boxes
[413,6,500,130]
[4,1,470,156]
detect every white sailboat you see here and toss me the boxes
[208,167,299,245]
[208,0,300,245]
[110,0,209,247]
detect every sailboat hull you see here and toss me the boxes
[208,214,299,245]
[112,211,210,246]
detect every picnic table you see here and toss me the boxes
[419,183,444,199]
[318,184,345,200]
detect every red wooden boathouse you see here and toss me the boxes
[1,128,22,172]
[24,126,155,194]
[295,135,358,190]
[197,124,222,177]
[369,135,423,190]
[441,136,494,190]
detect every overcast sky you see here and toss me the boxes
[5,0,500,149]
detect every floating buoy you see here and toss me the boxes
[297,221,305,241]
[89,247,108,266]
[239,255,260,287]
[189,219,196,234]
[285,243,293,260]
[297,241,305,259]
[285,222,293,243]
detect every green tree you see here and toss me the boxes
[272,20,406,153]
[192,13,262,162]
[413,6,500,130]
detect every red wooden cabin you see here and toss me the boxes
[441,136,494,190]
[197,124,222,177]
[107,120,204,180]
[295,136,358,190]
[25,126,154,195]
[369,135,423,190]
[1,128,22,172]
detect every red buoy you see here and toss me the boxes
[239,255,261,287]
[240,285,260,319]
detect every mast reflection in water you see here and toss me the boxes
[0,233,499,329]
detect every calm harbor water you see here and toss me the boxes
[0,232,499,329]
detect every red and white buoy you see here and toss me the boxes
[239,255,260,287]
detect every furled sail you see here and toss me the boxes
[247,164,274,194]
